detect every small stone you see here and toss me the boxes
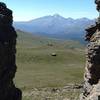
[51,53,57,56]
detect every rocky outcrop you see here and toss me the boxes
[23,85,82,100]
[80,0,100,100]
[0,2,22,100]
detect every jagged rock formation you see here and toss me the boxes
[0,2,22,100]
[80,0,100,100]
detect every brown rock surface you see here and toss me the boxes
[80,0,100,100]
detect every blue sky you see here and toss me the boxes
[1,0,98,21]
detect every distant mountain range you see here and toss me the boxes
[14,14,95,43]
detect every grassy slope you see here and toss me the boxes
[15,30,85,90]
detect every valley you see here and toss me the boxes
[15,30,85,100]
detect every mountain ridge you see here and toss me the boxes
[14,14,95,42]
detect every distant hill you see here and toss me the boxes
[16,30,84,49]
[14,14,95,42]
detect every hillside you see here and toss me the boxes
[16,30,84,49]
[15,30,85,99]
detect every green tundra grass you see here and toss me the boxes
[15,30,85,99]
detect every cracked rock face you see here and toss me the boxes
[80,1,100,100]
[0,2,22,100]
[80,31,100,100]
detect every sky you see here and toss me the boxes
[0,0,99,21]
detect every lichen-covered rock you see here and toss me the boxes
[0,2,22,100]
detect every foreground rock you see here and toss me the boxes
[23,84,82,100]
[0,2,22,100]
[80,0,100,100]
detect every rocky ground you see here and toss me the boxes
[22,84,82,100]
